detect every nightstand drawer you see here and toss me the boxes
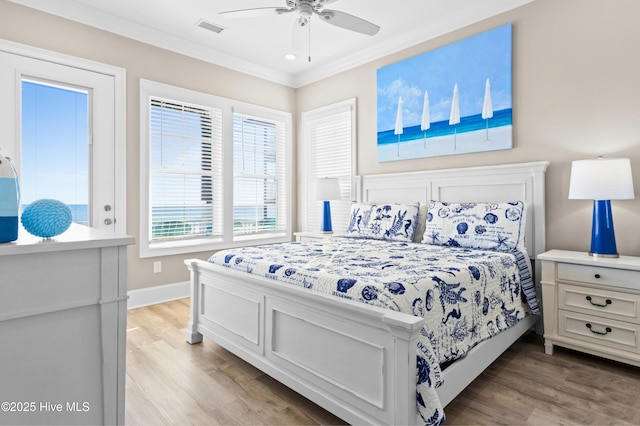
[558,263,640,288]
[559,310,639,353]
[558,283,640,323]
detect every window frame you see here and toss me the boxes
[139,79,292,258]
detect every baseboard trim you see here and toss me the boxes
[127,281,190,310]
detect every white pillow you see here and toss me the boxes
[422,200,526,252]
[344,202,420,242]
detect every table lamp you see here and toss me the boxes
[315,177,341,233]
[568,157,635,258]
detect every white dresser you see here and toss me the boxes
[0,224,134,425]
[539,249,640,367]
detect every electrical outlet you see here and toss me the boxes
[153,261,162,274]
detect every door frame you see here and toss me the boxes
[0,38,127,234]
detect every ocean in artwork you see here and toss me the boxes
[377,108,512,146]
[377,23,513,162]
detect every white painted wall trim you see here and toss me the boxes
[127,281,189,310]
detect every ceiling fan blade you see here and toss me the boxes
[219,7,280,19]
[318,9,380,36]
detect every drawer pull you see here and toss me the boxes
[585,296,612,308]
[594,273,601,279]
[586,323,612,336]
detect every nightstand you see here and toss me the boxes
[294,231,335,242]
[538,249,640,367]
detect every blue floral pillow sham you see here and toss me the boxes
[345,202,420,242]
[422,200,526,252]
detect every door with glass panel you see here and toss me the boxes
[0,51,116,232]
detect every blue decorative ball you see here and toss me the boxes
[21,199,73,239]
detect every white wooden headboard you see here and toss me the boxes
[357,161,549,257]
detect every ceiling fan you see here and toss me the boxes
[219,0,380,37]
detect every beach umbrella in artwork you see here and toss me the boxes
[482,78,493,141]
[449,84,460,149]
[421,90,430,148]
[394,96,403,156]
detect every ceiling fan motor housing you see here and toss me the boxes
[287,0,330,14]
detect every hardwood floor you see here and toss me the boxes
[126,299,640,425]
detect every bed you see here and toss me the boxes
[185,161,549,425]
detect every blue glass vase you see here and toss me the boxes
[0,154,19,243]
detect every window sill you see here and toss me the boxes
[139,233,291,258]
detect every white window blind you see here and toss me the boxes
[233,113,287,235]
[149,98,222,242]
[302,99,356,234]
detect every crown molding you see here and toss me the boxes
[9,0,534,89]
[8,0,296,87]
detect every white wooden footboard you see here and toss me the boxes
[185,259,424,425]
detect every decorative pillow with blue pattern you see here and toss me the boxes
[422,200,526,252]
[344,202,420,242]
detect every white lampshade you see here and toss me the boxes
[314,177,341,201]
[569,157,635,200]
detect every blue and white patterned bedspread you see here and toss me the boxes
[208,237,537,425]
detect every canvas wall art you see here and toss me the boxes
[377,24,512,162]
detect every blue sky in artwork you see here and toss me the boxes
[377,24,512,132]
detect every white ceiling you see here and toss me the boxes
[9,0,534,88]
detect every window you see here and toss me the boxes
[301,99,356,234]
[21,80,90,225]
[148,98,221,242]
[1,40,125,234]
[233,113,287,236]
[140,80,291,257]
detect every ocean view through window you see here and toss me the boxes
[21,80,89,226]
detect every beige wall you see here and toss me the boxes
[297,0,640,257]
[0,0,296,290]
[2,0,640,293]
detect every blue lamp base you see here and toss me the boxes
[590,200,619,258]
[321,200,333,233]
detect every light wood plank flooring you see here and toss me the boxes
[126,298,640,425]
